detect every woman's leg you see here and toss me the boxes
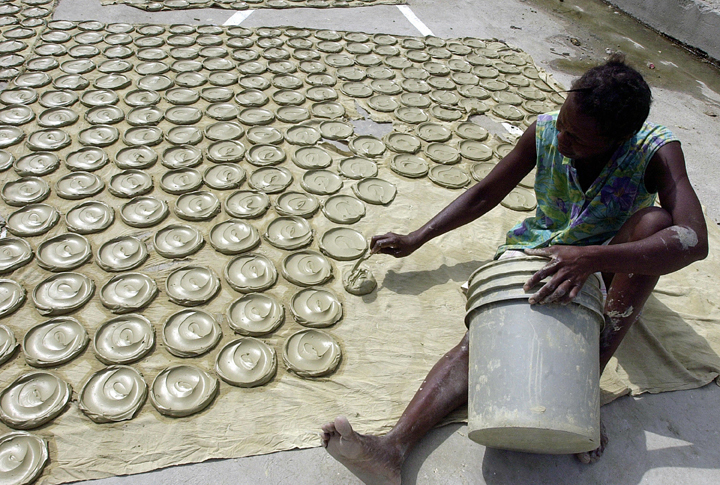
[578,207,673,464]
[321,333,469,485]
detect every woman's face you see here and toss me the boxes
[555,93,618,162]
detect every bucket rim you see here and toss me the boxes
[467,255,603,300]
[467,255,551,282]
[464,255,605,330]
[464,292,606,331]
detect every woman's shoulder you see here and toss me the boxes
[632,121,677,146]
[537,111,559,125]
[535,111,560,140]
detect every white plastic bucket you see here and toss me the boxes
[465,256,604,454]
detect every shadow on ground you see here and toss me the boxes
[379,259,490,296]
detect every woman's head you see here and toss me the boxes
[569,53,652,141]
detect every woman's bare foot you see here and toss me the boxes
[576,420,608,464]
[321,416,403,485]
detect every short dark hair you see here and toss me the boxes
[570,53,652,140]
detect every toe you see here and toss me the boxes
[334,416,354,437]
[321,422,337,434]
[576,447,604,465]
[576,452,591,464]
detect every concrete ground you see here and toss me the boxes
[608,0,720,61]
[49,0,720,483]
[76,385,720,484]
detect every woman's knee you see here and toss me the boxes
[458,332,469,352]
[451,333,470,361]
[615,207,673,243]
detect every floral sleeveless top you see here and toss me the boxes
[496,111,678,258]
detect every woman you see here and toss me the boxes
[321,55,708,484]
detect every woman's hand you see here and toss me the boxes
[370,232,423,258]
[523,246,596,305]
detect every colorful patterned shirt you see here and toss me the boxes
[496,111,678,258]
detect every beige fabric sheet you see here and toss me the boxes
[2,183,719,484]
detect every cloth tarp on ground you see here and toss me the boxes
[5,185,720,485]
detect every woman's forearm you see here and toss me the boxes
[587,225,708,276]
[411,181,502,246]
[374,123,537,255]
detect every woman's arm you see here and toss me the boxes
[371,123,538,257]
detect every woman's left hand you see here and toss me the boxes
[522,246,596,305]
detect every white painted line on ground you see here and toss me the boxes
[223,10,254,26]
[397,5,434,37]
